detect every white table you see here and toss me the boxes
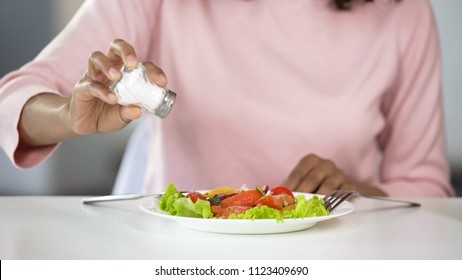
[1,196,461,259]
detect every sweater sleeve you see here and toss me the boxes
[378,0,454,197]
[0,0,157,169]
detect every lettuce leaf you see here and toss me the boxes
[173,197,213,218]
[159,184,212,218]
[229,206,283,221]
[282,195,329,219]
[159,183,185,215]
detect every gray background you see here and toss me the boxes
[0,0,461,195]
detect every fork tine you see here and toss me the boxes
[324,190,356,212]
[323,190,339,209]
[323,190,345,210]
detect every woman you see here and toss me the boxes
[0,0,455,196]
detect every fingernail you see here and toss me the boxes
[159,74,168,85]
[154,73,167,87]
[127,55,138,68]
[109,68,119,79]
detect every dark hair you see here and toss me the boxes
[333,0,401,10]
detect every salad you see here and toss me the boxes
[159,184,329,221]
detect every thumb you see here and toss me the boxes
[120,106,142,123]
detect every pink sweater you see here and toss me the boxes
[0,0,455,196]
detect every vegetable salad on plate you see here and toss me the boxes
[159,184,329,221]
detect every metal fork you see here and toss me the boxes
[81,194,146,204]
[81,191,190,204]
[323,190,421,212]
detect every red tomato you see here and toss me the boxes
[211,206,229,218]
[220,190,263,208]
[256,194,296,209]
[269,186,294,198]
[186,191,207,203]
[256,196,282,209]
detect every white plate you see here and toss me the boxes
[139,192,354,234]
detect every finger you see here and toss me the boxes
[316,172,347,195]
[283,154,320,191]
[75,77,118,105]
[143,62,168,87]
[297,159,337,193]
[297,166,329,193]
[87,51,121,83]
[120,106,142,123]
[107,39,139,69]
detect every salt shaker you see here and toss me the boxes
[109,63,176,118]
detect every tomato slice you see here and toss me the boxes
[256,196,282,209]
[185,191,207,203]
[256,194,296,209]
[269,186,294,198]
[220,190,263,208]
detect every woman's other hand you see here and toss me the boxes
[283,154,387,196]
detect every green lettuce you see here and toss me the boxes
[229,206,283,221]
[159,184,212,218]
[159,184,185,215]
[282,195,329,219]
[172,197,213,218]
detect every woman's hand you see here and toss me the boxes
[70,39,167,135]
[18,39,168,146]
[283,154,387,196]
